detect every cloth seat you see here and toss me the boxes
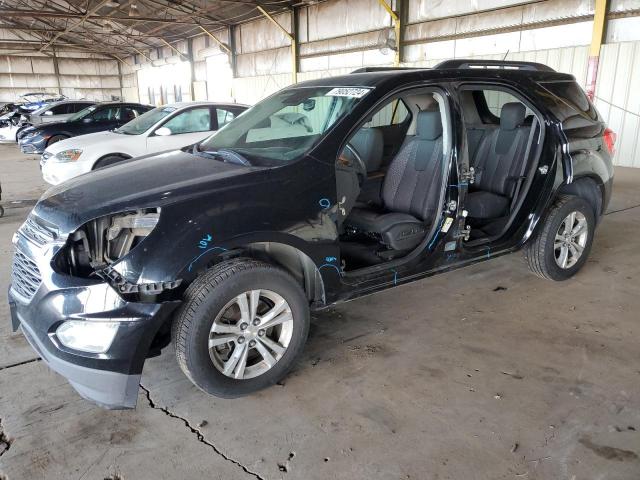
[345,110,444,252]
[466,102,530,219]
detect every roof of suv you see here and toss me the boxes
[295,59,575,89]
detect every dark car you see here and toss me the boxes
[9,60,614,409]
[17,102,153,154]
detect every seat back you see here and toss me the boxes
[472,102,530,197]
[381,110,444,221]
[350,127,384,172]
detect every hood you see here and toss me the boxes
[34,149,260,233]
[45,131,119,155]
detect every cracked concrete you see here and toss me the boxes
[139,384,266,480]
[1,144,640,479]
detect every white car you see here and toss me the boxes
[41,101,248,185]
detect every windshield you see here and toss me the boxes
[68,105,96,122]
[116,106,177,135]
[198,86,370,166]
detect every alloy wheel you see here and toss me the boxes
[208,289,293,380]
[554,211,588,269]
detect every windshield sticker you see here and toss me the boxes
[325,87,371,98]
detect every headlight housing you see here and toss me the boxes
[56,209,160,278]
[56,320,119,353]
[54,149,83,162]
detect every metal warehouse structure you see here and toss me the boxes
[1,0,639,167]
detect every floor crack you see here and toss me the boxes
[0,357,41,371]
[139,384,266,480]
[605,203,640,215]
[0,417,12,458]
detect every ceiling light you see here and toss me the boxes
[129,3,140,17]
[104,0,120,7]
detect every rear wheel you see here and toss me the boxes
[524,195,595,281]
[172,258,310,398]
[46,135,67,147]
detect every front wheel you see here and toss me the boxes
[93,155,127,170]
[172,258,310,398]
[47,135,67,147]
[524,195,595,281]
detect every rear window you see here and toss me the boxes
[540,81,598,121]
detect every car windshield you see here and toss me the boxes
[68,105,97,122]
[197,86,370,166]
[115,106,177,135]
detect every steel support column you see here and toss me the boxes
[586,0,609,99]
[257,6,297,84]
[378,0,401,66]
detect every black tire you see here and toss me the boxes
[93,155,127,170]
[47,135,67,147]
[524,195,595,281]
[172,258,310,398]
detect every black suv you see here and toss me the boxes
[9,60,614,409]
[17,102,153,154]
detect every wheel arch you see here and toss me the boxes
[182,239,326,307]
[557,175,604,220]
[93,152,132,170]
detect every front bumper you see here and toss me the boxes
[9,228,179,409]
[19,136,47,154]
[41,157,91,185]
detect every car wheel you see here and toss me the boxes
[524,195,595,281]
[172,258,310,398]
[93,155,127,170]
[47,135,67,146]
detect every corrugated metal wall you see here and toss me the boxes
[0,53,121,102]
[594,42,640,167]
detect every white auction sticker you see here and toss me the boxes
[326,87,371,98]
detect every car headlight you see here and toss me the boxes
[58,209,160,278]
[54,149,83,162]
[56,320,119,353]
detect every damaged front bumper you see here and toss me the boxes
[9,225,179,409]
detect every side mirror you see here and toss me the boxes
[43,110,53,116]
[155,127,172,136]
[82,117,92,123]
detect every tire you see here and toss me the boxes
[47,135,67,147]
[172,258,310,398]
[524,195,595,281]
[93,155,127,170]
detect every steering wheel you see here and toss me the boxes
[341,143,368,186]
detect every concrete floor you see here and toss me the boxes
[1,142,639,480]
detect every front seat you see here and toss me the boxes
[466,102,530,219]
[345,110,444,253]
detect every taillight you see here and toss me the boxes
[603,128,616,154]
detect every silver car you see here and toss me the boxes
[21,100,96,126]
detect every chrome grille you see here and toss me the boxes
[19,215,56,246]
[11,250,42,302]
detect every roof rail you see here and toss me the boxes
[350,66,424,73]
[434,59,555,72]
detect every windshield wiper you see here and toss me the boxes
[192,145,251,166]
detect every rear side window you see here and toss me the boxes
[162,107,211,134]
[540,81,598,121]
[216,108,235,129]
[367,99,410,127]
[49,104,68,115]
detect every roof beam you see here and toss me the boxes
[0,9,222,26]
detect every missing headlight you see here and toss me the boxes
[57,209,159,278]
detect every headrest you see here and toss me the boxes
[500,102,526,131]
[416,110,442,140]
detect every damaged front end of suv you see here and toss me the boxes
[9,205,182,409]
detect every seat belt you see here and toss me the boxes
[510,117,538,212]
